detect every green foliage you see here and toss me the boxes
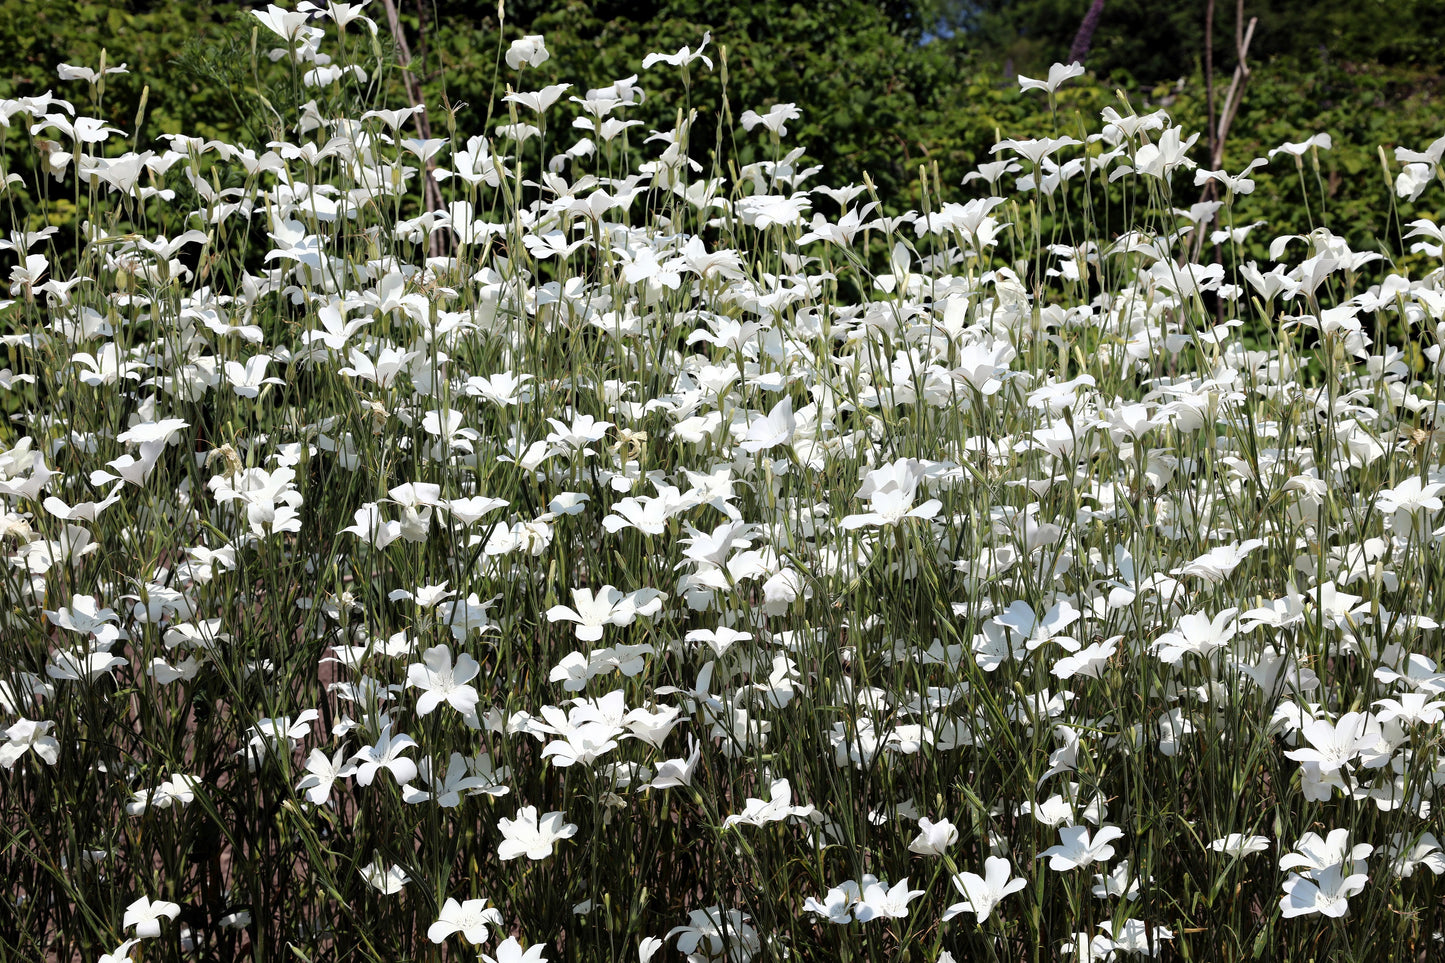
[0,0,245,136]
[402,0,975,209]
[933,0,1445,83]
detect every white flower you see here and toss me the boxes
[0,718,60,769]
[1097,919,1173,956]
[740,103,801,136]
[642,32,713,71]
[123,896,181,939]
[666,906,757,960]
[1386,832,1445,878]
[908,816,959,856]
[406,644,481,719]
[546,586,666,642]
[1092,859,1144,901]
[943,857,1027,922]
[296,745,353,805]
[485,937,550,963]
[1208,834,1271,857]
[428,897,503,945]
[1171,540,1264,583]
[840,487,942,530]
[1279,829,1373,877]
[854,877,925,921]
[1282,711,1382,774]
[1280,864,1367,918]
[124,774,201,815]
[497,805,578,861]
[722,778,817,830]
[1040,825,1125,871]
[506,35,550,70]
[358,857,410,895]
[350,723,418,786]
[1269,132,1332,159]
[738,395,795,454]
[647,737,701,790]
[1018,61,1085,94]
[803,881,861,924]
[97,939,142,963]
[502,84,572,114]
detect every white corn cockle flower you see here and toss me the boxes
[721,778,817,830]
[546,586,666,642]
[497,805,578,860]
[647,737,702,790]
[740,103,801,137]
[1269,132,1332,159]
[358,856,410,895]
[853,877,925,921]
[1152,609,1237,664]
[1283,711,1384,775]
[738,395,795,454]
[405,644,481,720]
[428,897,504,946]
[666,906,758,961]
[350,723,418,786]
[803,881,861,925]
[0,718,60,769]
[123,896,181,939]
[1279,829,1373,877]
[502,84,572,114]
[506,35,549,70]
[124,774,200,815]
[943,856,1027,922]
[1280,864,1368,918]
[1208,834,1271,857]
[1018,61,1085,94]
[1040,825,1125,871]
[1171,540,1265,583]
[1114,127,1199,181]
[642,33,713,71]
[296,744,353,805]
